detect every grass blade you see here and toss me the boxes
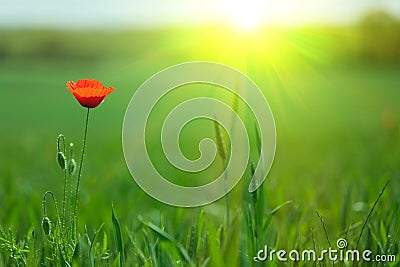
[315,209,332,248]
[139,216,195,266]
[356,179,390,249]
[89,223,104,267]
[112,204,124,267]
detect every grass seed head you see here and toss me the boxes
[213,119,226,161]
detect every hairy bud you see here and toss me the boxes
[56,152,66,170]
[68,158,76,176]
[42,216,51,235]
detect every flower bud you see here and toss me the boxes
[42,216,51,235]
[56,152,66,170]
[68,158,76,176]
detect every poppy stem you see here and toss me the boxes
[62,159,68,227]
[57,134,68,227]
[42,191,61,225]
[72,107,90,233]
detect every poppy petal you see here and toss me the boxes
[66,79,114,108]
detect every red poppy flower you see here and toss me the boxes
[66,79,115,108]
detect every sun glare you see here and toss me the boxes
[227,0,265,30]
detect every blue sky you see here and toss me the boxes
[1,0,400,28]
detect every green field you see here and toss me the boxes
[0,24,399,266]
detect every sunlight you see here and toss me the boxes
[226,0,265,30]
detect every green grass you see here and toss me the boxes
[0,28,399,266]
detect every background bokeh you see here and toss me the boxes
[0,0,399,265]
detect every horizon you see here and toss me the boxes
[1,0,400,29]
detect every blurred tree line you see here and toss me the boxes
[0,10,399,64]
[356,10,400,64]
